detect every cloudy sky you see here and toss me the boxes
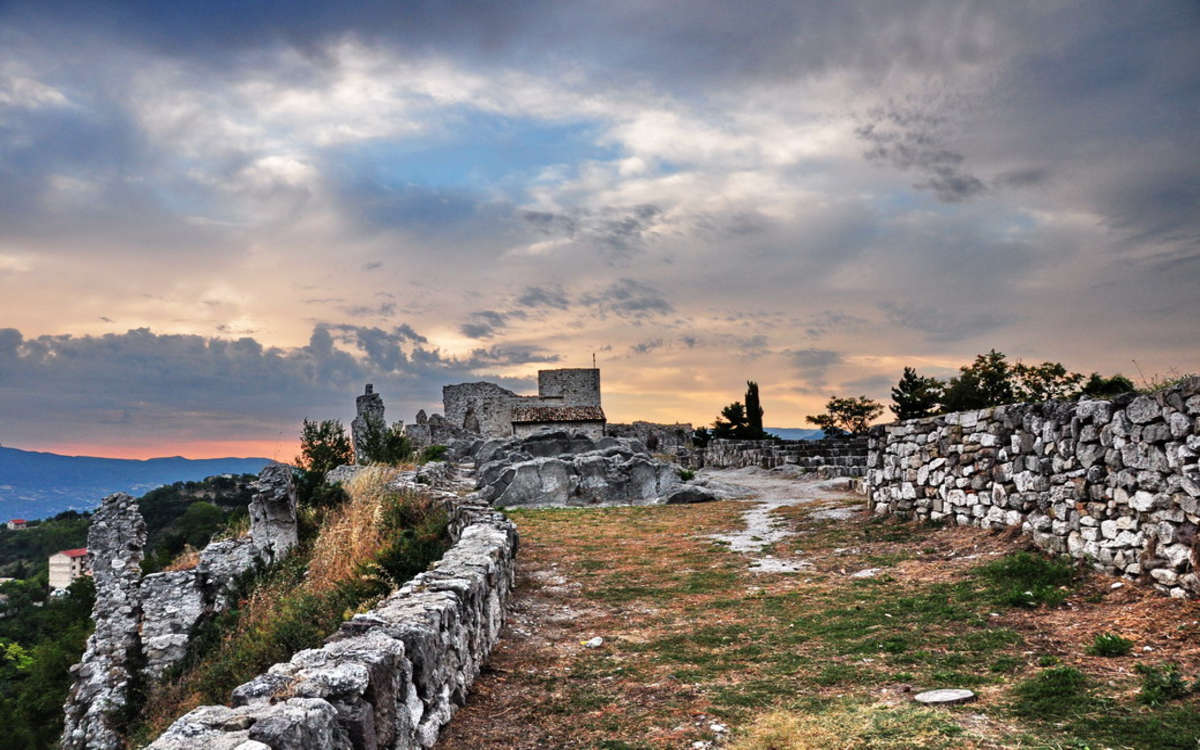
[1,1,1197,459]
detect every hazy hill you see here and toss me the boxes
[0,445,271,520]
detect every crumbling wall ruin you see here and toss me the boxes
[146,502,518,750]
[61,493,146,750]
[62,464,302,748]
[352,384,387,464]
[866,378,1200,598]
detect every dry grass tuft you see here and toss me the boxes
[305,465,402,594]
[728,705,971,750]
[163,544,200,571]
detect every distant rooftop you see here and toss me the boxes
[56,548,89,558]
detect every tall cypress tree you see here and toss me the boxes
[744,380,765,439]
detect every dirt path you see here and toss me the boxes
[435,468,1200,750]
[702,468,855,573]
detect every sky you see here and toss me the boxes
[1,1,1198,459]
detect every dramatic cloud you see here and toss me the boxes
[786,348,843,389]
[581,279,674,319]
[0,2,1197,453]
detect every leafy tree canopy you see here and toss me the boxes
[806,395,884,436]
[296,419,353,477]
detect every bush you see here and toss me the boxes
[678,468,696,481]
[1012,666,1089,717]
[370,491,450,586]
[420,444,448,463]
[1136,663,1193,706]
[359,419,412,465]
[975,551,1075,608]
[1087,632,1133,657]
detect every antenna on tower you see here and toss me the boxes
[592,352,596,369]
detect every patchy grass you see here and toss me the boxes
[437,482,1200,750]
[1087,631,1134,657]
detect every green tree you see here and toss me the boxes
[940,350,1016,411]
[296,419,353,477]
[806,396,884,436]
[890,367,943,420]
[1013,361,1084,402]
[359,420,412,465]
[175,501,227,548]
[1080,372,1135,398]
[744,381,766,440]
[711,401,747,439]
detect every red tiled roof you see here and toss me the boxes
[511,405,606,423]
[8,519,26,524]
[58,548,89,558]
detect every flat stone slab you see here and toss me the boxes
[913,688,976,705]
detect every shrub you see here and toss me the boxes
[975,551,1075,608]
[678,468,696,481]
[1136,663,1193,706]
[1087,632,1133,657]
[359,418,413,465]
[369,490,450,586]
[1012,666,1088,717]
[420,444,448,463]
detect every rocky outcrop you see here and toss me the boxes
[248,462,299,564]
[148,502,518,750]
[867,378,1200,598]
[473,430,685,507]
[606,421,694,452]
[61,493,146,750]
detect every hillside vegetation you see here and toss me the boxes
[0,474,257,750]
[131,466,451,744]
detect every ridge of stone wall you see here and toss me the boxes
[866,377,1200,598]
[698,437,868,477]
[147,500,518,750]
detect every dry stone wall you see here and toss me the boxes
[699,437,868,477]
[147,501,518,750]
[866,378,1200,598]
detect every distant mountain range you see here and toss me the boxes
[0,446,272,521]
[765,427,826,441]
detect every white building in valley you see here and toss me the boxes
[48,548,90,590]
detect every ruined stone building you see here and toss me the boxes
[444,368,606,439]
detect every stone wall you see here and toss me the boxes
[866,378,1200,598]
[442,382,519,437]
[62,464,301,747]
[62,493,146,750]
[536,368,601,406]
[147,501,518,750]
[698,437,868,477]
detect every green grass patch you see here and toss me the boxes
[1011,667,1090,718]
[974,551,1077,608]
[1086,631,1133,657]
